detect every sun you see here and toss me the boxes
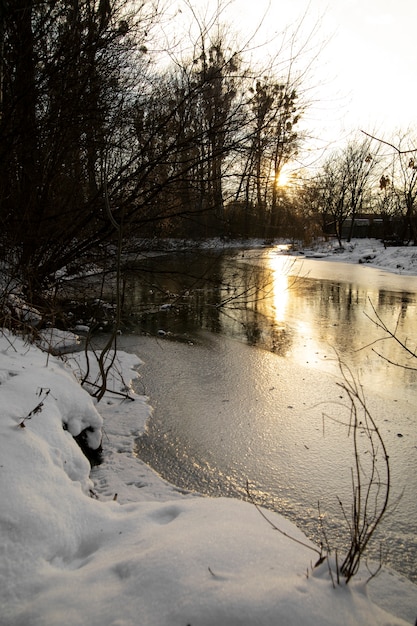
[275,164,291,188]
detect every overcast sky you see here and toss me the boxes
[178,0,415,148]
[230,0,416,143]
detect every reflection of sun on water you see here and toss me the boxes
[267,251,332,370]
[267,253,290,322]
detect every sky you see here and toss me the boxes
[189,0,417,148]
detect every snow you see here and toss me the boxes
[1,240,417,625]
[297,237,417,275]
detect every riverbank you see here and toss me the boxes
[1,325,416,625]
[131,236,417,276]
[298,237,417,275]
[1,239,417,624]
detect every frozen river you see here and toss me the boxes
[113,248,417,583]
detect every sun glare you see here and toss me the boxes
[267,253,290,322]
[275,165,291,188]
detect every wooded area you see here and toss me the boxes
[1,0,416,293]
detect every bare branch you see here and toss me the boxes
[245,480,322,558]
[361,130,417,155]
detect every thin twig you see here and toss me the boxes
[361,130,417,155]
[245,480,322,558]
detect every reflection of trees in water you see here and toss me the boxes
[300,278,417,384]
[97,250,417,377]
[377,289,413,320]
[121,250,294,353]
[216,254,294,353]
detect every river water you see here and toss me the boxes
[112,247,417,583]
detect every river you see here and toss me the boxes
[111,247,417,583]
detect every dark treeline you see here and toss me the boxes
[0,0,304,291]
[1,0,416,295]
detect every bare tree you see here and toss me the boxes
[344,140,377,242]
[0,0,158,292]
[311,137,378,245]
[312,155,350,246]
[235,77,301,238]
[395,132,417,243]
[0,0,318,305]
[362,129,417,243]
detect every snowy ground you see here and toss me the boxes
[298,237,417,275]
[1,239,417,625]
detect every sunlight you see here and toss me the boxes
[267,253,290,322]
[267,252,326,369]
[275,164,291,188]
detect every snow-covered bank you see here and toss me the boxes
[295,237,417,275]
[0,330,416,625]
[129,237,417,277]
